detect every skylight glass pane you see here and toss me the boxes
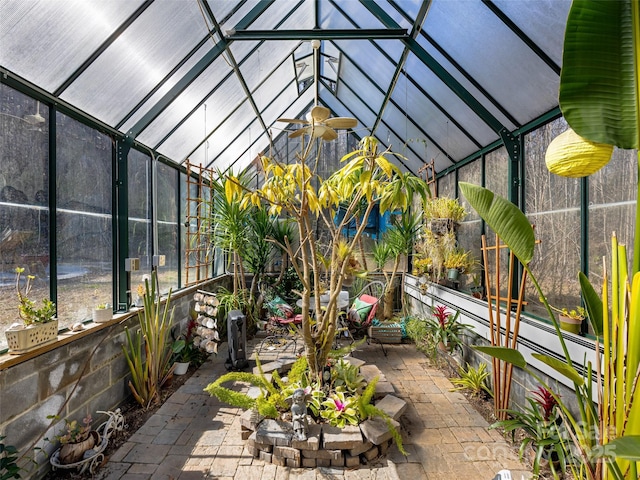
[253,63,298,113]
[493,0,571,67]
[61,0,211,126]
[205,101,256,167]
[414,33,516,133]
[337,59,385,112]
[154,74,246,161]
[399,55,497,147]
[424,0,559,125]
[119,39,231,134]
[0,0,141,92]
[238,40,298,92]
[326,87,376,137]
[335,40,396,91]
[383,102,477,162]
[321,0,386,29]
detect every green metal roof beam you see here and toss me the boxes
[126,0,274,139]
[225,29,408,41]
[359,1,508,137]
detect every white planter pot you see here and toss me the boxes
[5,319,59,354]
[173,361,190,375]
[92,308,112,323]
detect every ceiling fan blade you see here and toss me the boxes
[288,127,309,138]
[325,117,358,129]
[309,105,330,122]
[320,127,338,141]
[277,117,309,125]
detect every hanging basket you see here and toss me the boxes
[5,319,59,354]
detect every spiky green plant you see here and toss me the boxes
[122,271,175,409]
[450,363,493,398]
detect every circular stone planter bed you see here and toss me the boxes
[237,357,407,469]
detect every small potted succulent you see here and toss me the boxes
[92,303,112,323]
[548,303,586,334]
[5,267,58,354]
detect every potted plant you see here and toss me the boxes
[92,303,112,323]
[549,304,585,334]
[443,248,475,282]
[491,386,565,478]
[423,197,466,234]
[424,305,472,355]
[171,319,202,375]
[5,267,57,354]
[52,414,99,465]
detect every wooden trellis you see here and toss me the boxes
[417,159,437,197]
[184,160,214,286]
[481,233,534,420]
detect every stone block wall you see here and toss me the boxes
[0,277,229,479]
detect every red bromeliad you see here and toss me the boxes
[531,385,558,421]
[432,305,451,328]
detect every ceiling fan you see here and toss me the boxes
[278,40,357,142]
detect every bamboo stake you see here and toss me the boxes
[495,234,505,418]
[481,235,500,417]
[502,268,528,416]
[501,250,515,414]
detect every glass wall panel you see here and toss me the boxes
[156,162,179,293]
[437,172,455,198]
[588,147,637,291]
[524,118,581,319]
[457,159,482,290]
[180,171,190,287]
[128,149,152,305]
[0,86,51,348]
[484,147,510,302]
[56,112,113,327]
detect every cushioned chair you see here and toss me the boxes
[257,295,302,354]
[343,281,385,339]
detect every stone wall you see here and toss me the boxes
[0,277,229,479]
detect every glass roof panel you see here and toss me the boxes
[238,40,298,92]
[206,102,259,169]
[61,0,211,126]
[401,54,498,147]
[118,39,228,133]
[493,0,571,67]
[154,74,247,160]
[382,102,478,164]
[423,0,560,125]
[252,61,298,113]
[414,33,516,132]
[320,0,386,29]
[0,0,141,92]
[336,53,386,111]
[334,40,396,91]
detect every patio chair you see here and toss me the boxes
[342,280,385,339]
[256,295,302,355]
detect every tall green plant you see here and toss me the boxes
[122,271,175,409]
[459,182,640,480]
[227,136,429,379]
[377,213,422,318]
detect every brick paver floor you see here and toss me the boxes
[95,340,532,480]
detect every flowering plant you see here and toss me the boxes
[53,414,93,445]
[15,267,56,325]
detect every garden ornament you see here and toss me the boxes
[290,388,309,441]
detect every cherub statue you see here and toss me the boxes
[289,388,309,441]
